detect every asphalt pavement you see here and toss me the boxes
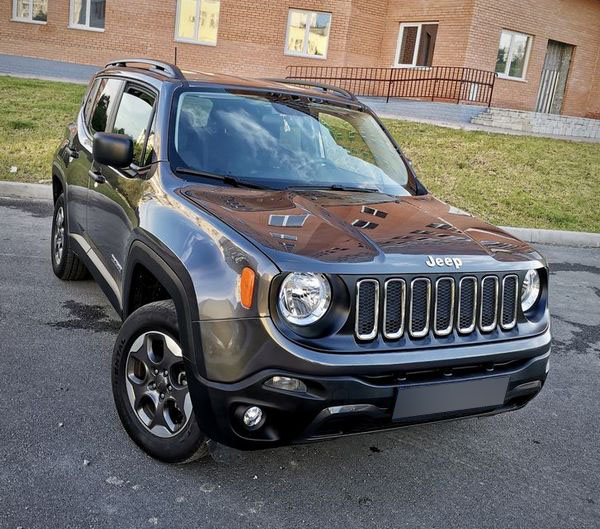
[0,196,599,529]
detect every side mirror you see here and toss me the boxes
[93,132,133,168]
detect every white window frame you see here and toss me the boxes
[393,22,438,68]
[174,0,219,47]
[284,8,332,60]
[496,29,533,81]
[12,0,47,25]
[68,0,105,32]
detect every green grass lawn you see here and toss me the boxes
[1,75,598,232]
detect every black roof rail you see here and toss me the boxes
[262,78,358,101]
[105,58,185,80]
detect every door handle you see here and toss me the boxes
[88,168,106,184]
[65,146,79,159]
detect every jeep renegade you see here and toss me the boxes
[51,59,551,463]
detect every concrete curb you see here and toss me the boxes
[501,226,600,248]
[1,181,598,247]
[0,181,52,200]
[0,72,89,85]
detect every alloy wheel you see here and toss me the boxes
[53,206,65,265]
[125,331,192,438]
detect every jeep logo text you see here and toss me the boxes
[425,255,463,269]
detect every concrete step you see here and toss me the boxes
[470,108,600,139]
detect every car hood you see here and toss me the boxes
[180,186,544,274]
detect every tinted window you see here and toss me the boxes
[90,78,121,134]
[83,79,101,125]
[112,86,155,166]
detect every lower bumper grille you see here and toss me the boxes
[355,273,521,341]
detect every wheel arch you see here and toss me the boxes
[123,238,205,378]
[51,162,67,204]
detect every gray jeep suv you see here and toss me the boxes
[51,59,551,463]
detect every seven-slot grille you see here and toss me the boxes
[355,274,520,341]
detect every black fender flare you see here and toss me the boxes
[123,237,222,441]
[51,161,67,202]
[123,237,204,376]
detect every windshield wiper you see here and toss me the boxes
[175,167,267,190]
[286,184,382,193]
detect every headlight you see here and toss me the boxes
[521,269,541,312]
[278,272,331,326]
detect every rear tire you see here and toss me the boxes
[51,194,87,280]
[111,300,209,464]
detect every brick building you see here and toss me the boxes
[2,0,599,117]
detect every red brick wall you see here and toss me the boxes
[463,0,600,117]
[1,0,598,117]
[380,0,477,68]
[0,0,356,78]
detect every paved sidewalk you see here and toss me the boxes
[0,53,99,84]
[360,97,487,124]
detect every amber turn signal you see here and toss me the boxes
[240,267,255,309]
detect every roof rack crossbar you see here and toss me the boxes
[262,78,358,101]
[105,58,185,80]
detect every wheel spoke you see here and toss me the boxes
[130,378,152,407]
[129,333,153,368]
[149,398,168,429]
[170,386,188,417]
[158,334,183,370]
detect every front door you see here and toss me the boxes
[535,40,574,114]
[86,82,156,286]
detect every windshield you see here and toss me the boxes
[169,89,414,195]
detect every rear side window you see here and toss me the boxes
[112,85,156,166]
[89,78,122,134]
[83,79,101,124]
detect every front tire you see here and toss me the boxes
[111,300,209,464]
[51,194,87,280]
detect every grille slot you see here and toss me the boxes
[383,279,406,339]
[434,277,455,336]
[480,276,499,332]
[501,274,518,329]
[409,278,431,338]
[355,279,379,340]
[457,276,477,334]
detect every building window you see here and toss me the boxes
[394,22,438,67]
[12,0,47,23]
[495,29,532,80]
[70,0,105,30]
[285,9,332,59]
[175,0,221,46]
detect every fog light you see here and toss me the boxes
[265,376,307,393]
[242,406,263,428]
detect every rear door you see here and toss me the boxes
[62,77,102,236]
[86,81,157,286]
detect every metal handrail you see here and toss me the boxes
[286,65,497,106]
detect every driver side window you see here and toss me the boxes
[112,84,156,166]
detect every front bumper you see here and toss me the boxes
[187,343,550,450]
